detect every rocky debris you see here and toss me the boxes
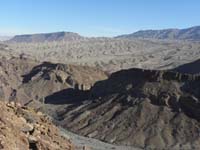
[54,68,200,149]
[0,101,74,150]
[0,56,37,103]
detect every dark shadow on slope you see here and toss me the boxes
[22,62,57,83]
[172,59,200,74]
[44,88,89,105]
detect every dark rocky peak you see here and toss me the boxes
[91,68,200,97]
[22,62,71,83]
[109,68,200,82]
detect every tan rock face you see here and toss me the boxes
[0,101,74,150]
[0,56,37,103]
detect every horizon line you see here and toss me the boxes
[0,25,199,37]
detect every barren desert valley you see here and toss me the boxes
[0,25,200,149]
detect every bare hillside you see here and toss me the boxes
[116,26,200,41]
[6,38,200,72]
[0,101,73,150]
[52,68,200,149]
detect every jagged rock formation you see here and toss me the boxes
[116,26,200,41]
[0,56,107,108]
[18,61,108,105]
[8,32,83,43]
[173,59,200,74]
[52,68,200,149]
[0,101,73,150]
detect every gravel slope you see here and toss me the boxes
[60,128,141,150]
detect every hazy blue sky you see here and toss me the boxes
[0,0,199,36]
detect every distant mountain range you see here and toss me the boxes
[5,25,200,43]
[0,36,13,41]
[116,26,200,41]
[8,31,83,43]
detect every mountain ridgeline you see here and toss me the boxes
[116,26,200,41]
[50,67,200,149]
[8,32,83,43]
[5,25,200,43]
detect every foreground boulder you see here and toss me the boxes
[0,101,74,150]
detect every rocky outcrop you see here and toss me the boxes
[0,58,108,105]
[0,57,37,103]
[19,61,107,105]
[91,68,200,97]
[54,68,200,149]
[0,101,74,150]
